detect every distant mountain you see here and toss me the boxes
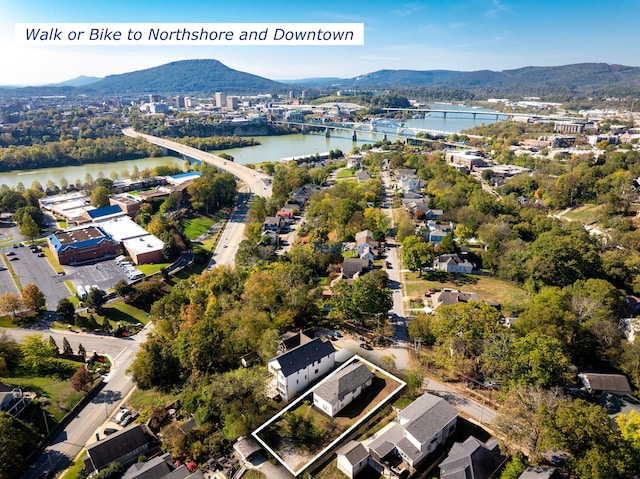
[50,75,102,87]
[81,59,285,95]
[2,61,640,99]
[344,63,640,94]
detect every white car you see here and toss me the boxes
[115,409,131,424]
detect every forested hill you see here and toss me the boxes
[345,63,640,97]
[81,59,285,95]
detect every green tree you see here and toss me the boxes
[128,338,182,391]
[90,185,110,207]
[56,297,75,324]
[401,235,435,276]
[20,333,57,371]
[541,399,635,479]
[0,412,39,479]
[508,333,570,388]
[19,214,39,240]
[432,302,503,373]
[62,337,73,357]
[85,287,106,311]
[113,279,133,299]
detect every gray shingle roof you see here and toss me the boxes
[400,393,458,444]
[272,338,335,377]
[440,437,504,479]
[314,363,373,404]
[336,441,369,466]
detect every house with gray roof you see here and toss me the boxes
[368,393,457,470]
[313,363,374,417]
[336,441,370,478]
[433,254,474,274]
[341,257,372,279]
[439,436,505,479]
[267,337,335,402]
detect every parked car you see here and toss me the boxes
[103,427,118,436]
[359,343,373,350]
[115,409,131,424]
[120,411,139,427]
[38,253,45,257]
[6,251,15,256]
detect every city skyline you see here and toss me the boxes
[2,0,640,86]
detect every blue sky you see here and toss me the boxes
[2,0,640,86]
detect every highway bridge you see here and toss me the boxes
[383,107,585,122]
[122,128,272,198]
[274,120,486,146]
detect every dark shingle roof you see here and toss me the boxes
[272,338,335,377]
[86,425,149,471]
[314,363,373,404]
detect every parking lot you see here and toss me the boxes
[0,221,133,309]
[63,260,131,295]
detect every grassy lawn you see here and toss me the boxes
[404,271,529,316]
[137,262,171,276]
[182,216,216,240]
[4,364,86,421]
[559,204,602,224]
[100,301,150,325]
[336,168,356,179]
[127,388,180,423]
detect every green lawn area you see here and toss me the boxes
[100,300,150,325]
[559,204,602,224]
[137,262,171,276]
[182,216,216,240]
[336,167,356,178]
[404,271,530,316]
[3,362,86,421]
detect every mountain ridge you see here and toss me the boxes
[3,60,640,97]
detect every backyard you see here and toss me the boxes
[255,364,403,474]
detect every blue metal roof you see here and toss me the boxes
[86,205,122,219]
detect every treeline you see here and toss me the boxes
[0,136,163,171]
[131,117,295,138]
[172,135,260,151]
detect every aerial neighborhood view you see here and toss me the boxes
[2,2,640,479]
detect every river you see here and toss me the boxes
[0,103,505,189]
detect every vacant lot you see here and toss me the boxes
[559,204,602,224]
[404,271,529,316]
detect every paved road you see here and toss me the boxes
[1,326,151,479]
[122,129,273,267]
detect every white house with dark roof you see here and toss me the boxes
[267,337,335,402]
[367,393,457,470]
[313,362,374,417]
[336,441,370,478]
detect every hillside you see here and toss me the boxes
[345,63,640,96]
[81,59,286,95]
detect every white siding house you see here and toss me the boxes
[336,441,370,478]
[267,338,335,402]
[368,393,458,469]
[313,363,374,417]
